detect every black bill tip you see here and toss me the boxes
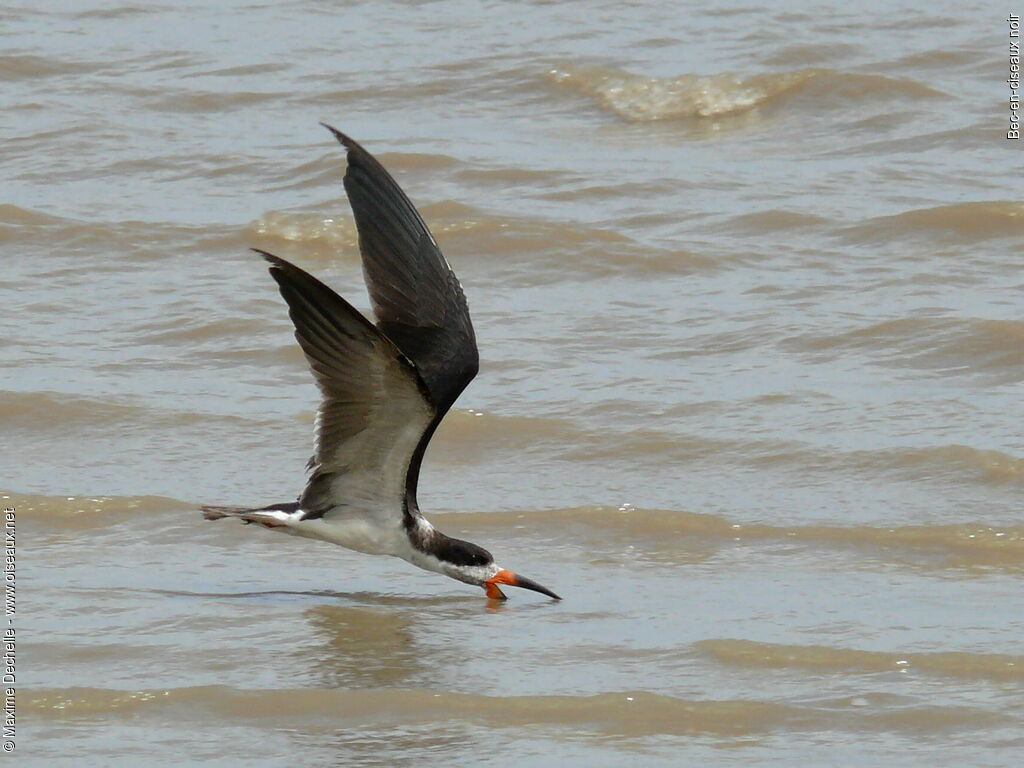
[513,574,562,601]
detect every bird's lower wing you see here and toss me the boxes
[259,251,435,525]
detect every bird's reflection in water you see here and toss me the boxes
[301,596,495,689]
[302,604,423,688]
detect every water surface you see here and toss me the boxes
[4,1,1023,765]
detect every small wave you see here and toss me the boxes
[143,88,286,113]
[0,204,246,255]
[0,389,265,441]
[134,315,265,346]
[861,444,1024,486]
[0,391,152,431]
[763,43,863,67]
[253,198,717,281]
[377,151,463,172]
[261,149,461,194]
[438,506,1024,570]
[424,209,721,282]
[547,65,942,123]
[845,201,1024,244]
[72,5,164,20]
[457,166,571,186]
[836,126,982,157]
[434,410,584,459]
[185,62,292,78]
[0,203,66,226]
[548,65,817,121]
[19,685,800,736]
[696,639,1024,682]
[24,684,1007,737]
[246,211,359,262]
[0,54,103,80]
[782,316,1024,378]
[2,490,191,529]
[714,209,831,234]
[252,200,720,282]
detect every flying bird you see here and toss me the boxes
[201,124,561,602]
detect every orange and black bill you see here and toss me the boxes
[485,569,561,601]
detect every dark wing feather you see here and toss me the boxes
[257,250,434,524]
[321,123,479,416]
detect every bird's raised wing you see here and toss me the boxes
[321,124,479,417]
[258,251,434,524]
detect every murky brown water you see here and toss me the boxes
[5,1,1023,765]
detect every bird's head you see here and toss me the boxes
[479,565,562,601]
[433,536,561,601]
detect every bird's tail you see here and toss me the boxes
[201,502,301,524]
[201,504,257,521]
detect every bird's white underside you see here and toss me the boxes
[250,506,502,586]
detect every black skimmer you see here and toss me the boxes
[201,124,561,602]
